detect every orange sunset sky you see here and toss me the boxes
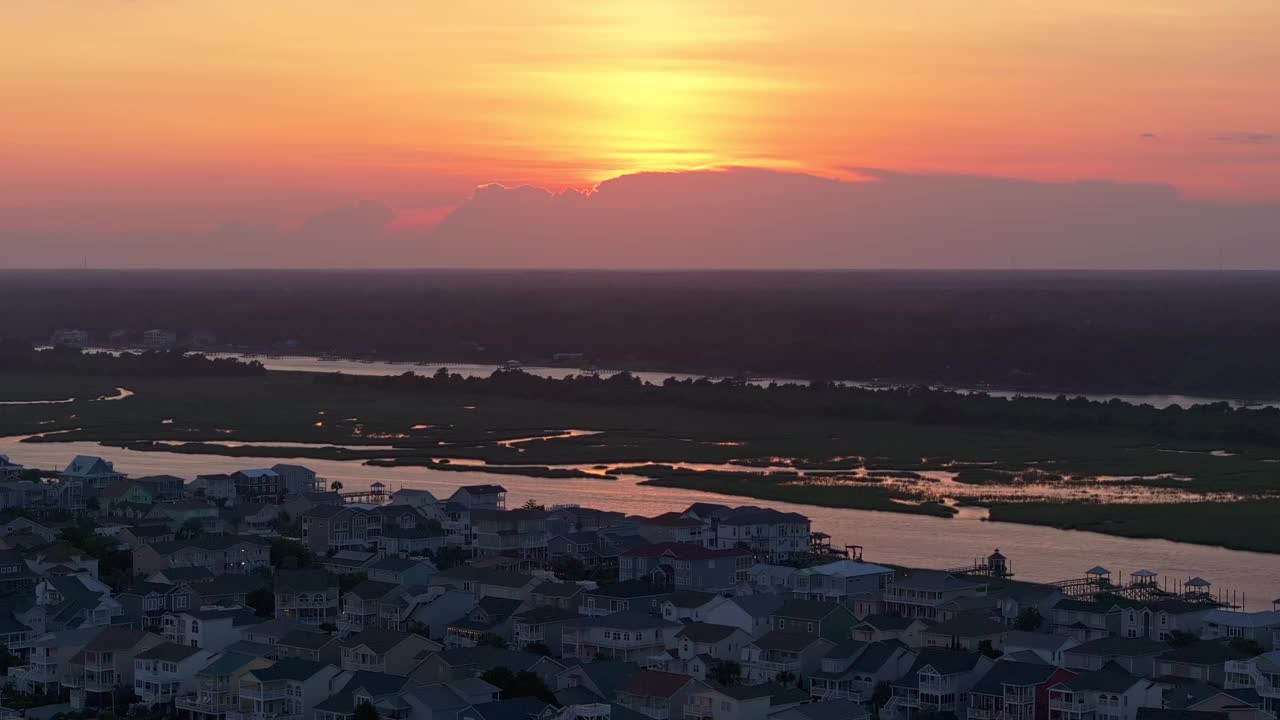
[3,1,1279,266]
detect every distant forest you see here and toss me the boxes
[3,269,1280,396]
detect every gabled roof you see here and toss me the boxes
[136,642,201,662]
[464,697,551,720]
[750,630,830,653]
[893,571,983,592]
[857,614,919,632]
[905,648,985,677]
[456,485,507,495]
[623,542,749,560]
[663,590,719,609]
[340,627,424,654]
[581,580,671,599]
[719,506,809,526]
[246,658,328,682]
[85,627,151,653]
[435,646,542,670]
[676,622,741,644]
[435,566,538,588]
[571,610,680,631]
[346,580,401,600]
[725,593,786,618]
[850,642,905,673]
[971,661,1062,695]
[513,606,582,624]
[774,599,854,621]
[532,581,584,598]
[619,670,694,699]
[151,566,215,583]
[922,613,1006,638]
[280,628,341,650]
[1159,640,1251,666]
[149,534,269,555]
[1067,636,1168,658]
[274,569,335,592]
[1061,664,1145,693]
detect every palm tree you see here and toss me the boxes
[331,480,344,492]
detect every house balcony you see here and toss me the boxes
[277,598,336,609]
[811,685,866,702]
[684,700,715,720]
[619,698,668,720]
[226,713,303,720]
[177,695,234,715]
[239,684,288,701]
[1050,699,1090,713]
[746,657,801,673]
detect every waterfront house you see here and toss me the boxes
[883,571,987,620]
[1052,599,1124,641]
[713,506,812,560]
[144,499,223,534]
[619,542,751,591]
[1155,641,1255,685]
[1224,651,1280,715]
[966,660,1075,720]
[560,610,680,663]
[302,505,382,555]
[231,468,281,503]
[221,502,284,536]
[0,454,24,481]
[547,530,623,572]
[191,473,238,504]
[1118,600,1212,642]
[133,641,215,706]
[1202,610,1280,651]
[1005,630,1082,666]
[789,559,896,602]
[471,509,550,565]
[636,514,712,547]
[741,631,837,684]
[274,568,339,626]
[769,599,859,642]
[61,455,124,489]
[271,463,323,495]
[449,485,507,511]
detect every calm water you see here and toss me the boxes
[208,354,1277,410]
[4,434,1277,607]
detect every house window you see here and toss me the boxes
[174,596,189,610]
[807,623,815,633]
[778,620,785,629]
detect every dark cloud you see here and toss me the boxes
[1139,132,1159,139]
[1215,132,1279,145]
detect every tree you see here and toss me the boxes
[1013,608,1043,632]
[711,660,741,686]
[524,642,553,657]
[431,546,468,570]
[177,517,205,540]
[977,640,1002,659]
[339,571,368,596]
[1167,630,1198,647]
[1230,637,1265,657]
[478,633,509,649]
[331,480,344,492]
[0,645,18,673]
[246,587,275,618]
[521,499,546,511]
[354,701,380,720]
[480,667,556,704]
[271,538,315,569]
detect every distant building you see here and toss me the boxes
[232,468,281,503]
[0,454,24,481]
[142,329,178,349]
[187,330,217,348]
[50,329,90,348]
[61,455,124,490]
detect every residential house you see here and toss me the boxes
[512,606,582,651]
[884,649,995,720]
[578,581,672,617]
[920,613,1008,652]
[682,682,776,720]
[389,488,442,516]
[1225,650,1280,716]
[560,611,680,663]
[1118,601,1212,642]
[851,615,930,647]
[672,622,752,669]
[62,455,124,489]
[635,514,711,547]
[339,627,441,675]
[11,627,100,695]
[1203,611,1280,651]
[712,506,811,560]
[311,670,423,720]
[445,596,524,649]
[788,560,896,603]
[551,659,640,705]
[770,599,859,642]
[323,550,379,576]
[883,571,988,621]
[61,626,164,710]
[471,509,550,565]
[175,650,273,720]
[659,591,728,623]
[302,505,382,555]
[409,591,479,644]
[234,657,346,720]
[809,640,916,703]
[275,628,344,664]
[410,646,544,684]
[188,574,270,608]
[615,670,709,720]
[27,543,100,579]
[340,580,404,632]
[117,523,177,549]
[1005,631,1081,666]
[117,581,197,628]
[434,567,541,602]
[619,543,751,592]
[741,631,836,685]
[773,700,873,720]
[231,468,281,503]
[703,594,786,637]
[1046,665,1164,720]
[133,642,216,706]
[531,581,586,611]
[271,464,323,495]
[145,499,224,534]
[133,535,271,576]
[1162,683,1272,720]
[0,548,39,593]
[192,473,238,504]
[367,556,438,586]
[162,606,260,651]
[1052,600,1124,641]
[1155,641,1254,686]
[0,455,24,481]
[1062,637,1169,676]
[967,661,1076,720]
[548,531,623,573]
[221,503,284,536]
[36,574,125,630]
[274,569,339,627]
[448,485,507,511]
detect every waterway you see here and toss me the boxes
[2,434,1276,607]
[205,353,1277,410]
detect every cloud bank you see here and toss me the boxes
[5,167,1280,268]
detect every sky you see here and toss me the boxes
[3,1,1279,268]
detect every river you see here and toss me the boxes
[206,353,1277,410]
[3,434,1276,607]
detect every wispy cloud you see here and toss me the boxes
[1215,132,1279,145]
